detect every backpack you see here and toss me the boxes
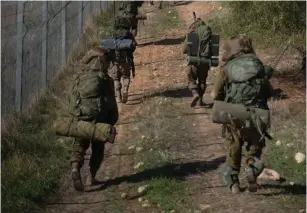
[69,70,106,121]
[224,54,270,107]
[187,21,212,58]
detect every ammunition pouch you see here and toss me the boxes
[53,117,114,143]
[212,100,270,127]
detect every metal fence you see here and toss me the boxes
[1,1,111,119]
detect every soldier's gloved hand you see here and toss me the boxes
[107,126,117,144]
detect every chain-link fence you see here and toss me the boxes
[1,1,112,120]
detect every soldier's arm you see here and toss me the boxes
[211,66,227,100]
[182,36,188,54]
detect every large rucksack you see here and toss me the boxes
[224,54,269,107]
[69,70,106,121]
[187,21,212,58]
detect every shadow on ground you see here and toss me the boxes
[138,36,186,47]
[117,111,210,126]
[259,183,306,196]
[87,156,226,192]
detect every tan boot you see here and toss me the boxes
[190,89,200,108]
[85,169,103,186]
[122,91,128,104]
[116,92,122,103]
[71,162,84,191]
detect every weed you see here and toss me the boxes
[1,4,118,212]
[265,102,306,211]
[146,177,189,212]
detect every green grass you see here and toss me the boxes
[209,2,306,49]
[146,177,189,212]
[265,103,306,211]
[145,5,183,37]
[1,5,117,212]
[129,96,192,213]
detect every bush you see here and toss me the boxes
[217,1,306,47]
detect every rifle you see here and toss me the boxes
[131,60,135,78]
[193,11,197,22]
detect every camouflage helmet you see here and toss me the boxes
[80,47,110,72]
[221,34,255,62]
[114,15,131,30]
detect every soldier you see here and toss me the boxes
[211,34,274,194]
[111,16,136,104]
[182,17,213,108]
[69,47,118,191]
[118,1,144,38]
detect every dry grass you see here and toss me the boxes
[1,4,117,213]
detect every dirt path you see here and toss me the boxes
[45,2,303,213]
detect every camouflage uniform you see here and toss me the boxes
[211,35,273,194]
[182,19,212,108]
[119,1,144,37]
[110,14,136,104]
[70,47,118,191]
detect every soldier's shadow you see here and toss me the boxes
[138,36,186,47]
[86,155,226,192]
[258,183,306,196]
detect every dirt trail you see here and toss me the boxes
[45,2,302,213]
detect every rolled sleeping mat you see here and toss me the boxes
[211,100,270,126]
[53,117,113,143]
[187,56,219,67]
[100,38,136,51]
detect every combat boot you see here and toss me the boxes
[85,168,103,186]
[71,162,84,191]
[190,89,200,108]
[122,91,128,103]
[245,157,264,192]
[222,165,241,194]
[193,98,206,109]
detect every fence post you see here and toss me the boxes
[62,1,67,64]
[15,1,24,111]
[79,1,83,38]
[42,1,48,89]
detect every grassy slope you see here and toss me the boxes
[209,2,306,210]
[1,6,117,213]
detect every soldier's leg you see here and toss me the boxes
[195,64,210,107]
[187,65,200,108]
[158,1,163,9]
[112,64,123,103]
[86,142,106,186]
[71,138,90,191]
[121,62,131,104]
[222,124,244,194]
[131,18,138,38]
[243,129,265,192]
